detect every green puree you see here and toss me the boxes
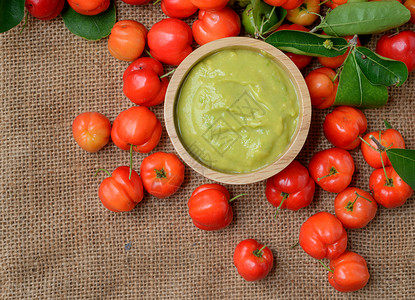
[176,48,299,173]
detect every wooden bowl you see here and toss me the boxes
[164,37,311,185]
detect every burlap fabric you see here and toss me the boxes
[1,2,414,299]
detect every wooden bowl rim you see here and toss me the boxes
[164,37,311,185]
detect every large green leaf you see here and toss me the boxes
[318,2,411,36]
[0,0,25,33]
[61,2,116,41]
[265,30,348,57]
[354,47,408,87]
[335,52,388,108]
[387,148,415,190]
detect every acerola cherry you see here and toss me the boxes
[323,106,367,150]
[108,20,147,62]
[25,0,65,20]
[123,57,169,107]
[305,67,338,109]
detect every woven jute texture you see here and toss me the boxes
[1,2,414,299]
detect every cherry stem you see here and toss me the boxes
[253,245,267,257]
[359,136,378,152]
[355,191,372,203]
[391,27,400,37]
[155,168,167,178]
[379,148,392,186]
[160,69,175,79]
[309,12,326,33]
[369,134,386,152]
[346,196,358,211]
[153,0,161,5]
[95,168,111,177]
[145,50,154,59]
[274,192,289,217]
[370,133,392,186]
[346,191,373,211]
[333,67,342,82]
[228,193,246,203]
[290,241,300,249]
[319,260,334,273]
[349,35,359,47]
[129,144,133,180]
[317,166,337,181]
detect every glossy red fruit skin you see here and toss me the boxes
[67,0,110,16]
[72,112,111,152]
[192,7,241,46]
[305,67,338,109]
[299,212,348,260]
[282,0,304,10]
[369,166,414,208]
[98,166,144,212]
[148,18,193,66]
[334,187,377,229]
[323,106,367,150]
[308,147,355,193]
[190,0,229,10]
[123,57,168,107]
[265,160,315,211]
[188,184,233,231]
[140,152,185,199]
[25,0,65,20]
[161,0,198,19]
[233,239,274,281]
[111,106,162,153]
[376,30,415,72]
[404,0,415,24]
[328,251,370,292]
[361,129,405,169]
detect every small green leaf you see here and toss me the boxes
[387,148,415,190]
[243,1,286,37]
[384,120,392,129]
[354,47,408,87]
[262,7,286,35]
[61,2,116,41]
[318,2,411,36]
[252,0,261,31]
[335,52,388,108]
[265,30,348,57]
[0,0,25,33]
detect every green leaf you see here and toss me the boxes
[61,2,116,41]
[262,7,286,35]
[252,0,261,30]
[0,0,25,33]
[335,52,388,108]
[265,30,348,57]
[243,1,286,37]
[318,2,411,36]
[384,120,392,129]
[354,47,408,87]
[387,148,415,190]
